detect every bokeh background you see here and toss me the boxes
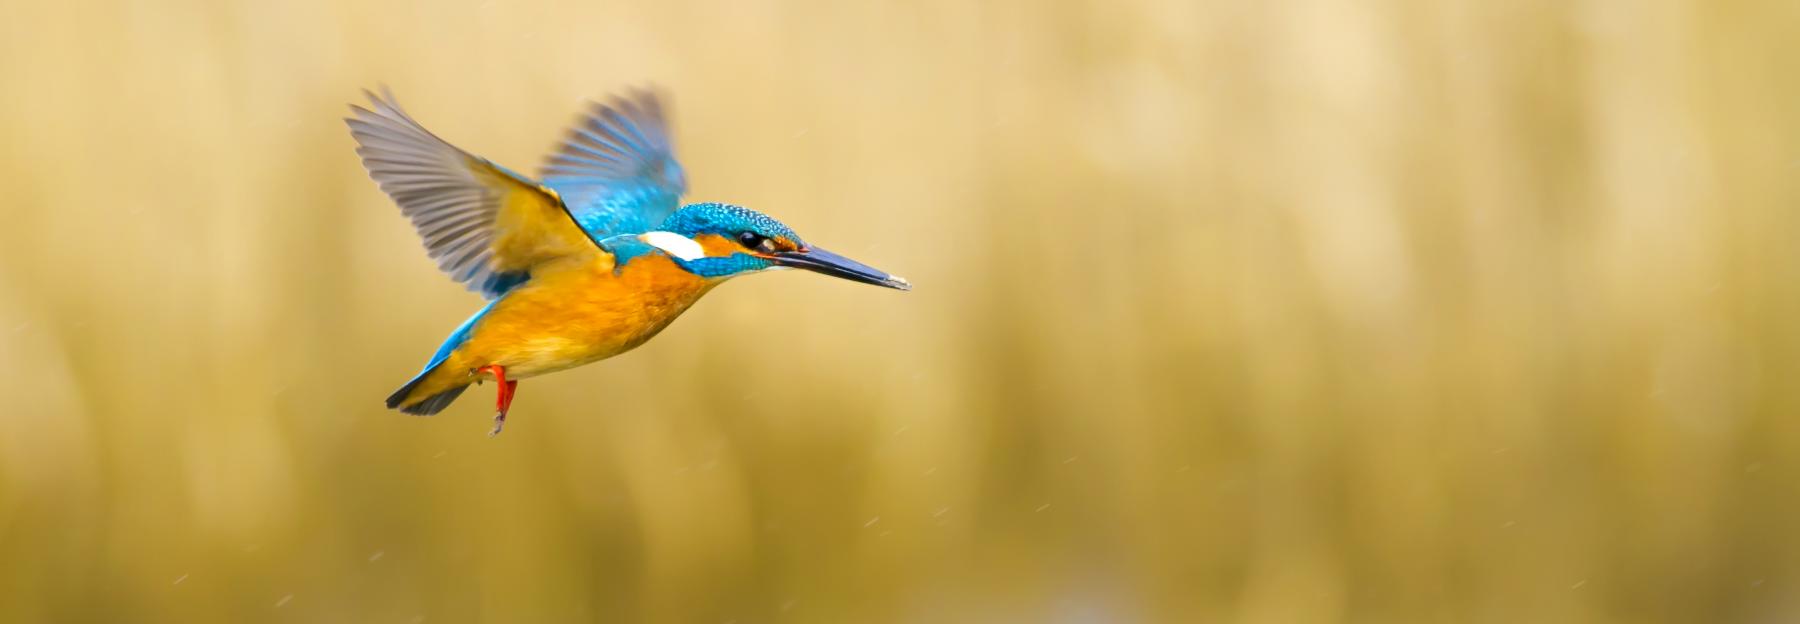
[1,0,1797,621]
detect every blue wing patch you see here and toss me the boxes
[539,89,687,238]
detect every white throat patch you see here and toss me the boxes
[639,231,705,261]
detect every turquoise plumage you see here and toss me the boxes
[539,89,688,239]
[348,87,910,435]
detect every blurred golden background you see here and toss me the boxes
[1,0,1797,621]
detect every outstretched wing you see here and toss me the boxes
[347,89,601,299]
[538,89,687,238]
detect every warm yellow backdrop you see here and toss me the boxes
[1,0,1796,621]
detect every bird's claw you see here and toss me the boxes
[476,365,516,437]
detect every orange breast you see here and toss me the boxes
[448,252,716,378]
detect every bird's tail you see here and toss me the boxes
[387,302,495,415]
[385,365,469,416]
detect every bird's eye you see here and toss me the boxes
[737,232,775,254]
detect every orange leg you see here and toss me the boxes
[476,365,519,436]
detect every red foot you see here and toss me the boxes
[476,365,518,436]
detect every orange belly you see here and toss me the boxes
[443,252,715,380]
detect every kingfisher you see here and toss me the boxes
[346,88,910,435]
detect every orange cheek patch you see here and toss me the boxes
[692,233,743,257]
[771,236,800,252]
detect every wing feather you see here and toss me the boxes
[538,89,687,237]
[347,89,600,298]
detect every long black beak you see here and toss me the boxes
[772,246,912,291]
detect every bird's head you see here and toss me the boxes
[636,203,911,290]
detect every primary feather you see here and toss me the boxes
[346,89,600,299]
[539,89,688,238]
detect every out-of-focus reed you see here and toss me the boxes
[0,0,1795,621]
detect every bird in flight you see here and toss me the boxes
[347,88,910,435]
